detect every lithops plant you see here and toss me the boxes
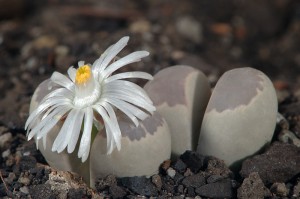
[25,37,171,187]
[89,112,170,187]
[197,67,278,168]
[144,65,211,157]
[29,80,90,182]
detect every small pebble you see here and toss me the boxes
[278,129,300,147]
[177,185,184,194]
[25,57,38,70]
[2,149,11,158]
[0,126,8,134]
[55,45,69,56]
[33,35,57,49]
[18,176,30,185]
[187,186,196,197]
[95,174,117,191]
[151,174,162,190]
[184,168,193,177]
[0,133,12,148]
[167,168,176,179]
[161,159,171,172]
[173,173,184,184]
[130,19,151,33]
[5,172,16,184]
[5,155,15,167]
[173,196,185,199]
[237,172,271,199]
[210,23,232,36]
[172,159,187,174]
[276,113,289,130]
[206,157,232,178]
[270,182,289,197]
[20,186,29,194]
[176,16,202,43]
[276,90,290,103]
[292,181,300,197]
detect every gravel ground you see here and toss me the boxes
[0,0,300,198]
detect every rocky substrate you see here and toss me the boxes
[1,97,300,198]
[1,0,300,198]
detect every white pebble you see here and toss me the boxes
[2,149,10,158]
[20,186,29,194]
[0,133,12,148]
[167,168,176,178]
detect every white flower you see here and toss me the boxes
[25,36,156,162]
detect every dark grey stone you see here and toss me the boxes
[19,156,37,171]
[240,142,300,184]
[195,179,233,198]
[180,151,206,173]
[109,185,127,199]
[206,175,226,184]
[182,173,206,188]
[119,176,158,197]
[172,159,187,174]
[95,174,117,191]
[29,184,57,199]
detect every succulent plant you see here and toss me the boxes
[197,67,278,169]
[26,35,277,189]
[144,65,211,157]
[26,37,171,187]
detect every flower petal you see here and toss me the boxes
[94,36,129,72]
[104,93,156,114]
[92,45,113,71]
[102,98,139,126]
[67,67,77,82]
[78,107,93,162]
[26,98,72,130]
[93,105,121,153]
[103,93,150,115]
[42,135,47,150]
[105,125,115,154]
[106,71,153,83]
[105,97,150,123]
[40,88,73,104]
[28,106,70,140]
[67,110,85,153]
[102,51,149,78]
[51,72,75,92]
[51,109,78,152]
[78,61,85,67]
[102,102,121,150]
[103,81,155,112]
[105,80,153,103]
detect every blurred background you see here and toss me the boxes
[0,0,300,129]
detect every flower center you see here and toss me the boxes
[75,65,91,85]
[73,64,101,108]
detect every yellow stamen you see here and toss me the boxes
[75,65,91,85]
